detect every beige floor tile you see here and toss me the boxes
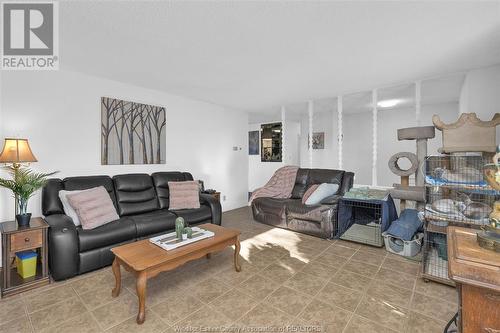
[316,282,363,312]
[90,292,139,330]
[175,305,232,332]
[239,303,294,328]
[324,244,357,258]
[0,296,27,325]
[80,284,136,310]
[29,296,87,332]
[275,256,308,272]
[410,292,457,322]
[261,263,296,281]
[285,272,328,296]
[40,312,101,333]
[290,244,322,264]
[0,314,33,333]
[331,270,373,292]
[350,251,385,266]
[342,260,380,277]
[239,274,281,299]
[314,252,348,268]
[367,281,413,308]
[70,270,115,295]
[216,263,258,287]
[406,311,447,333]
[151,295,203,326]
[414,278,458,304]
[265,286,312,316]
[357,244,388,256]
[334,240,361,250]
[299,300,352,331]
[192,277,230,303]
[375,268,416,290]
[355,295,409,332]
[211,289,258,321]
[344,315,397,333]
[106,311,165,333]
[25,284,77,313]
[382,258,419,276]
[300,261,338,280]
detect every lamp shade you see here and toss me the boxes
[0,138,37,163]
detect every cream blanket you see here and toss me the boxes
[249,166,299,205]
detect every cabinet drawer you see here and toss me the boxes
[11,230,43,252]
[462,284,500,333]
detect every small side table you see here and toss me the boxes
[1,218,50,297]
[203,191,221,202]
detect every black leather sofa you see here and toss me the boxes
[42,172,221,281]
[251,168,354,239]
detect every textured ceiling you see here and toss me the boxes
[60,1,500,111]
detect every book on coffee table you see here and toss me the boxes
[149,227,215,251]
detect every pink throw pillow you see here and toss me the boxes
[302,184,320,204]
[168,181,200,210]
[66,186,119,230]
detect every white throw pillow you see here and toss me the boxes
[305,183,339,205]
[58,189,84,226]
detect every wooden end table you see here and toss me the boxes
[110,223,241,324]
[1,217,50,297]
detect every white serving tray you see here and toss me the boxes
[149,227,215,251]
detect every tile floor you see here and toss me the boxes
[0,207,458,333]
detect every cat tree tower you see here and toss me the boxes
[389,126,435,210]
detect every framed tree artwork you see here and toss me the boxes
[101,97,166,165]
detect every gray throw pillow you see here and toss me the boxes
[305,183,339,205]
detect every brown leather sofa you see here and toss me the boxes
[251,168,354,239]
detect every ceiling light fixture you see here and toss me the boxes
[377,99,400,108]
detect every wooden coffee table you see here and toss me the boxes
[110,223,241,324]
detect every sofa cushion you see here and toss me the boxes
[286,200,328,223]
[252,197,290,217]
[152,172,189,209]
[64,176,117,209]
[307,169,344,186]
[291,169,310,199]
[113,174,159,216]
[129,210,177,237]
[77,217,136,252]
[171,205,212,225]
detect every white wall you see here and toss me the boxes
[296,103,461,187]
[0,70,249,221]
[248,120,300,192]
[299,111,338,169]
[460,64,500,143]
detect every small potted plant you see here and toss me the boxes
[0,166,57,227]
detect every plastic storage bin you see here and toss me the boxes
[382,232,424,257]
[15,251,37,279]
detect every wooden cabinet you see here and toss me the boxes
[1,218,50,297]
[447,227,500,333]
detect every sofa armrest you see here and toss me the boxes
[320,194,342,206]
[44,214,79,281]
[200,193,222,226]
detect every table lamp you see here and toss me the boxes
[0,138,38,214]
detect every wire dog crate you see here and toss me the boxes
[338,199,384,247]
[422,154,499,285]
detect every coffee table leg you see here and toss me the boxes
[234,236,241,272]
[111,258,121,297]
[136,271,147,324]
